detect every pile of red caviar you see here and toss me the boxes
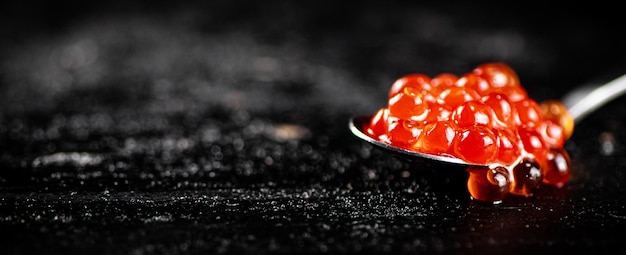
[365,63,574,203]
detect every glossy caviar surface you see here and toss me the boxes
[365,63,575,203]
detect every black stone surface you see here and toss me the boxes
[2,1,626,254]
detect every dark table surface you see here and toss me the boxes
[2,1,626,254]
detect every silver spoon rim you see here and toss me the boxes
[349,115,486,167]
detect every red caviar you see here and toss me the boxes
[365,62,575,203]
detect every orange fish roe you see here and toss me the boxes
[365,63,574,203]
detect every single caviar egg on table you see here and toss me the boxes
[366,62,574,203]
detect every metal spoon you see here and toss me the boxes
[349,73,626,167]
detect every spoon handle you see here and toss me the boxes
[562,73,626,123]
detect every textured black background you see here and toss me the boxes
[2,1,626,254]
